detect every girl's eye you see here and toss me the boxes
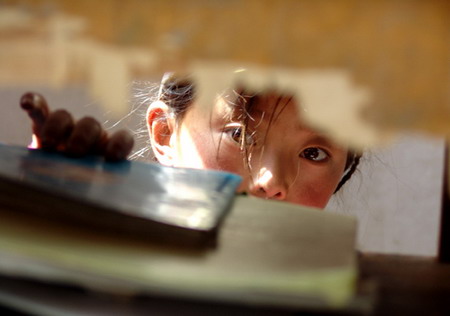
[229,127,243,143]
[224,125,254,145]
[300,147,329,162]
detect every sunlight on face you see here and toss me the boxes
[170,93,348,209]
[255,167,273,188]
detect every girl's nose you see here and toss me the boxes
[249,167,288,200]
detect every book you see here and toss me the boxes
[0,144,359,312]
[0,144,241,247]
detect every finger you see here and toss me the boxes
[40,110,75,151]
[20,92,50,138]
[104,130,134,161]
[66,117,103,157]
[95,129,109,155]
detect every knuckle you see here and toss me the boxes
[104,130,134,161]
[77,116,101,129]
[21,92,49,126]
[66,118,103,156]
[40,110,74,149]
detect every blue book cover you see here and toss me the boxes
[0,144,241,247]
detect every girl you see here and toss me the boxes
[20,73,360,209]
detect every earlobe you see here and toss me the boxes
[146,101,176,166]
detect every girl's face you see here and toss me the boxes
[165,93,348,209]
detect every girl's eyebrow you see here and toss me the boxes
[300,130,338,149]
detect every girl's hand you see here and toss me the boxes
[20,92,134,161]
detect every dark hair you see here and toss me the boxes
[336,152,361,193]
[157,73,195,121]
[156,73,361,193]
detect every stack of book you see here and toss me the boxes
[0,144,365,314]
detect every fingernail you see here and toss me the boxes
[20,92,35,110]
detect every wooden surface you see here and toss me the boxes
[359,254,450,316]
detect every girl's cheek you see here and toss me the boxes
[287,168,341,208]
[186,133,242,176]
[289,189,332,209]
[209,152,244,175]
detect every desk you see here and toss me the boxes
[359,254,450,316]
[0,254,449,315]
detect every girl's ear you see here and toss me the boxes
[146,101,176,166]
